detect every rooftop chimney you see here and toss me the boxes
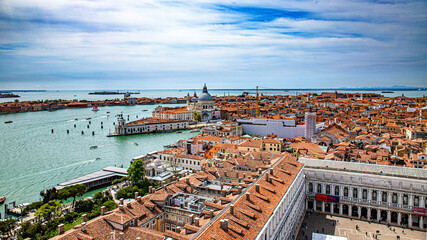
[255,184,260,193]
[81,222,86,232]
[101,206,106,215]
[120,198,124,205]
[230,204,234,215]
[220,219,229,232]
[269,168,273,175]
[82,214,87,222]
[119,204,124,211]
[266,173,269,182]
[110,232,115,240]
[281,164,284,169]
[137,196,141,202]
[246,192,250,201]
[194,217,200,227]
[148,186,153,193]
[134,192,139,199]
[189,214,194,224]
[58,224,64,235]
[119,232,124,240]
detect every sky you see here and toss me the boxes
[0,0,426,90]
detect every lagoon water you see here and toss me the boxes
[0,103,198,210]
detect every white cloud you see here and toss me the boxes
[0,0,426,89]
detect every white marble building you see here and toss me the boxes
[300,158,427,230]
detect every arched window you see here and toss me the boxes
[326,185,331,195]
[344,187,349,197]
[335,186,339,196]
[317,184,322,193]
[308,183,313,192]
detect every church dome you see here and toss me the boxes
[198,83,213,102]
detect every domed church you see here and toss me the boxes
[187,84,219,122]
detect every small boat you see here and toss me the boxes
[381,91,394,93]
[4,121,13,124]
[86,117,92,120]
[142,110,148,111]
[133,142,139,146]
[96,157,101,160]
[0,196,6,204]
[107,111,110,113]
[90,146,98,149]
[75,118,78,120]
[190,129,200,133]
[92,103,99,111]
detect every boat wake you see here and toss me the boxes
[8,158,99,181]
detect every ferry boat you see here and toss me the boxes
[86,117,92,120]
[190,129,200,133]
[4,121,13,124]
[90,146,98,149]
[92,103,99,111]
[0,196,5,204]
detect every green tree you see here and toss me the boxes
[35,200,62,223]
[57,184,88,207]
[127,159,145,188]
[0,219,16,236]
[193,112,201,122]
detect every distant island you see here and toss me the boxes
[88,91,140,95]
[0,93,20,98]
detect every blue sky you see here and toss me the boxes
[0,0,426,90]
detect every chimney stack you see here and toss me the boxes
[137,196,141,202]
[134,191,139,199]
[255,184,260,193]
[110,232,115,240]
[82,214,87,222]
[269,168,273,175]
[281,164,284,169]
[148,186,153,193]
[120,198,124,205]
[230,204,234,215]
[246,192,250,201]
[81,222,86,232]
[265,173,269,182]
[194,217,200,227]
[101,206,106,215]
[119,204,124,211]
[119,232,124,240]
[220,219,229,232]
[189,214,194,224]
[58,224,64,235]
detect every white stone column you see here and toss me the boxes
[398,212,401,225]
[322,201,325,212]
[368,189,372,201]
[339,204,343,215]
[376,209,380,221]
[409,194,413,207]
[420,216,424,230]
[330,203,334,214]
[409,214,413,228]
[348,205,352,217]
[367,207,371,220]
[387,211,391,224]
[358,206,361,218]
[314,200,317,210]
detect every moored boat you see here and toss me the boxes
[90,146,98,149]
[0,196,6,204]
[4,121,13,124]
[92,103,99,111]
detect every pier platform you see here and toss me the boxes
[55,167,127,190]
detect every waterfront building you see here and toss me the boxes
[300,158,427,230]
[152,106,193,121]
[113,115,189,135]
[187,84,221,122]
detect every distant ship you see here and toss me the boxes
[4,121,13,124]
[381,91,394,93]
[92,103,99,111]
